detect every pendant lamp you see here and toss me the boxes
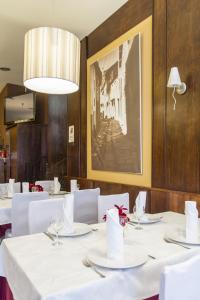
[23,27,80,94]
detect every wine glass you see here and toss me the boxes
[133,205,145,230]
[50,214,63,246]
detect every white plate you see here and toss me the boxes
[130,215,162,224]
[49,191,69,196]
[87,245,148,269]
[48,222,91,237]
[167,228,200,245]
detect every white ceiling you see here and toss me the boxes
[0,0,128,91]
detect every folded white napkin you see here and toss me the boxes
[54,177,61,194]
[70,179,78,192]
[106,208,124,260]
[135,191,147,220]
[185,201,199,242]
[22,182,29,193]
[7,178,15,197]
[63,194,74,233]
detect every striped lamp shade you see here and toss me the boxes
[23,27,80,94]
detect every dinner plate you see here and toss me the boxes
[130,215,162,224]
[49,191,69,196]
[166,228,200,245]
[48,222,91,237]
[87,245,148,269]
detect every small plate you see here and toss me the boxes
[130,215,162,224]
[49,191,69,196]
[87,245,148,269]
[48,222,91,237]
[166,228,200,245]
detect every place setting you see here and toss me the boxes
[164,201,200,248]
[46,194,92,246]
[129,192,163,230]
[49,177,69,196]
[84,208,148,274]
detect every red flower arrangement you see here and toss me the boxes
[103,205,130,227]
[29,183,44,192]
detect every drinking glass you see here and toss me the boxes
[133,205,145,230]
[50,214,63,246]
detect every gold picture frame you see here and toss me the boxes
[87,16,152,187]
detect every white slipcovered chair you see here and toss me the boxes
[35,180,54,192]
[13,182,21,193]
[0,183,7,196]
[73,188,100,224]
[11,192,49,237]
[0,182,21,196]
[159,254,200,300]
[28,198,65,234]
[98,193,129,222]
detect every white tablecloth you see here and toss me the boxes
[2,212,200,300]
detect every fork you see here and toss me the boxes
[164,238,191,249]
[82,258,105,278]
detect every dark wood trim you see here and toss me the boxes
[87,0,153,57]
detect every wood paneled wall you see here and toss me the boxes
[65,0,200,212]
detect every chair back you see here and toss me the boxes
[73,188,100,224]
[35,180,54,192]
[0,183,8,196]
[159,254,200,300]
[11,192,49,237]
[13,182,21,193]
[98,193,129,222]
[28,198,65,234]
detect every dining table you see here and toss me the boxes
[2,211,200,300]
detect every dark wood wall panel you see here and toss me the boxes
[48,95,68,183]
[88,0,153,57]
[79,38,88,178]
[66,91,80,177]
[152,0,167,187]
[165,0,200,193]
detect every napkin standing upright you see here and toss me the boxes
[106,208,124,260]
[135,191,147,220]
[54,177,61,194]
[7,178,15,197]
[63,194,74,233]
[185,201,199,242]
[70,179,78,192]
[22,182,29,193]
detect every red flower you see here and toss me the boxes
[29,183,43,192]
[103,204,129,226]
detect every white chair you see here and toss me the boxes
[0,182,21,196]
[28,198,65,234]
[11,192,49,237]
[98,193,129,222]
[35,180,54,192]
[159,254,200,300]
[73,188,100,224]
[22,182,30,193]
[0,183,7,196]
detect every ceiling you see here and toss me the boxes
[0,0,128,91]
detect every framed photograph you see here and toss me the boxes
[87,16,152,187]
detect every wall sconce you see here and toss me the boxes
[167,67,187,110]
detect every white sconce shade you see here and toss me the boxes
[167,67,182,88]
[23,27,80,94]
[167,66,187,110]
